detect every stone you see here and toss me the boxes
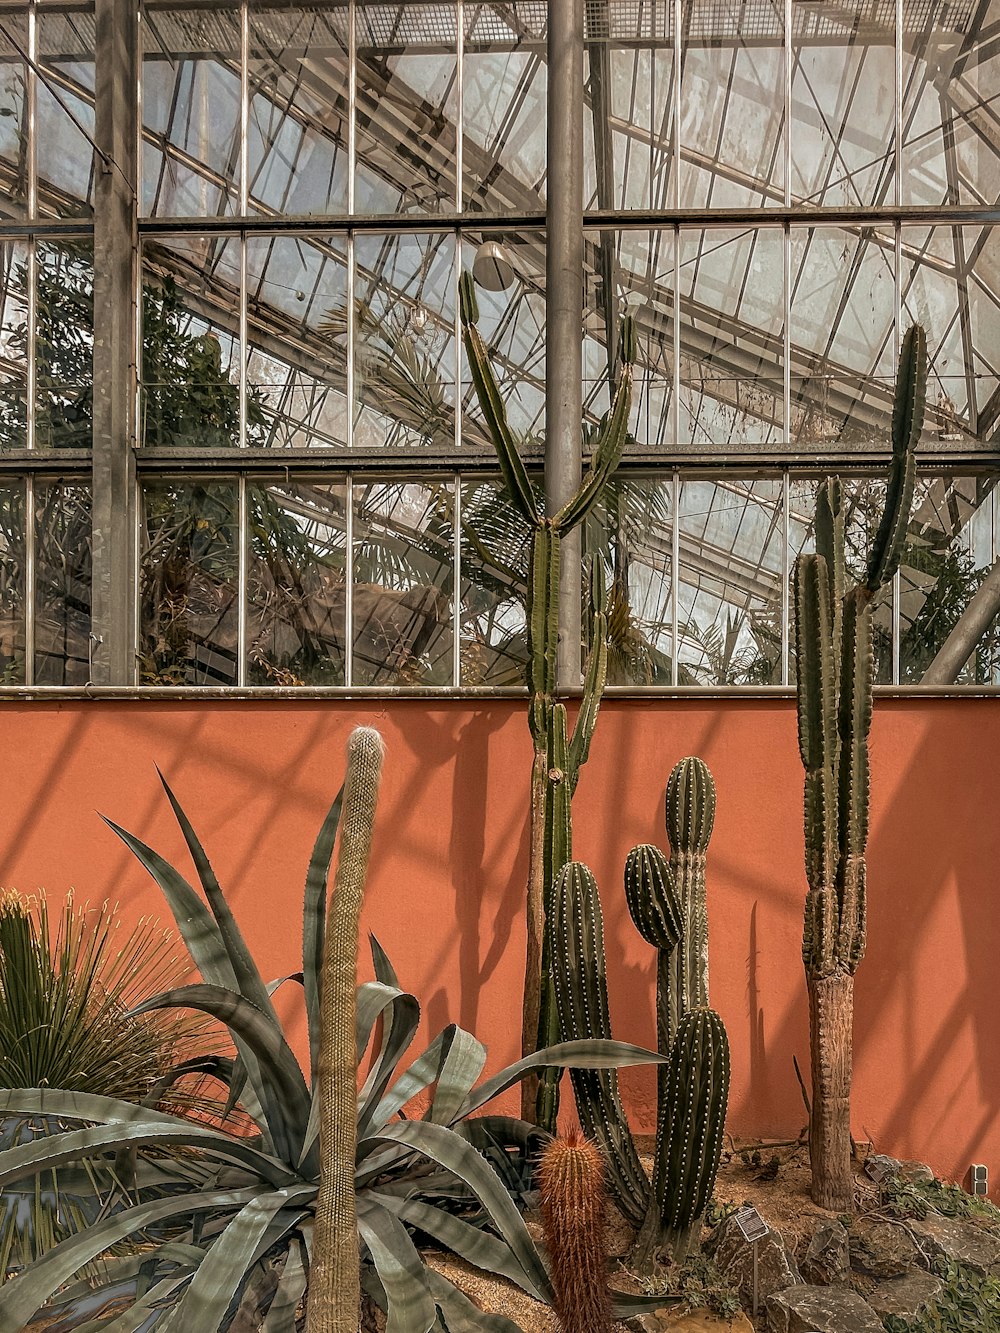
[868,1270,944,1319]
[849,1217,922,1278]
[712,1212,801,1309]
[910,1213,1000,1273]
[766,1283,885,1333]
[897,1159,936,1186]
[800,1220,850,1284]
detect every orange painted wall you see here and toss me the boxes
[0,697,997,1190]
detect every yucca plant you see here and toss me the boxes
[0,742,670,1332]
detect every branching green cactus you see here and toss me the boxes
[551,758,729,1270]
[794,323,926,1212]
[664,758,716,1043]
[460,271,634,1132]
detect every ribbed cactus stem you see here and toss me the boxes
[665,758,716,1040]
[625,843,681,1108]
[307,727,384,1333]
[538,1130,613,1333]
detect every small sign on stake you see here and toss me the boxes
[864,1155,893,1187]
[733,1204,769,1243]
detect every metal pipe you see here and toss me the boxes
[546,0,584,689]
[921,558,1000,686]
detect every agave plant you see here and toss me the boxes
[0,768,670,1331]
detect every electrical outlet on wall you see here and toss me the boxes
[969,1163,988,1196]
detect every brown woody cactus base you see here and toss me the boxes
[539,1130,613,1333]
[808,972,855,1212]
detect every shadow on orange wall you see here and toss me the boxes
[0,697,996,1190]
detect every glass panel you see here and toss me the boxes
[789,226,896,447]
[353,233,456,449]
[0,240,29,449]
[677,477,784,685]
[34,480,91,684]
[586,229,674,450]
[0,12,29,218]
[463,1,546,212]
[37,8,96,218]
[246,234,349,449]
[0,479,25,682]
[585,4,675,211]
[248,5,350,217]
[679,0,785,209]
[247,481,347,684]
[460,475,529,685]
[36,240,93,450]
[900,474,1000,684]
[460,230,545,447]
[791,0,896,207]
[352,478,454,685]
[902,225,1000,446]
[678,227,784,447]
[139,480,239,685]
[141,236,241,448]
[141,4,241,217]
[902,0,1000,207]
[587,475,676,685]
[355,1,458,214]
[788,475,893,684]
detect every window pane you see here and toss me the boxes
[247,480,347,685]
[0,479,25,682]
[36,240,93,451]
[37,9,96,218]
[353,478,454,684]
[34,480,91,684]
[139,480,239,685]
[355,1,458,214]
[142,5,241,217]
[680,0,784,208]
[0,13,29,218]
[248,5,350,217]
[460,476,529,685]
[464,2,546,212]
[246,234,349,449]
[0,240,29,448]
[141,236,241,448]
[678,477,784,685]
[353,233,456,450]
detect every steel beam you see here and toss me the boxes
[547,0,585,688]
[90,0,137,684]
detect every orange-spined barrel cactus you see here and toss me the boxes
[538,1130,613,1333]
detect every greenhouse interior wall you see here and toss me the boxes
[1,694,996,1192]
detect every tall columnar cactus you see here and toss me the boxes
[307,727,384,1333]
[794,324,926,1212]
[551,759,730,1271]
[460,270,635,1132]
[664,758,716,1042]
[538,1130,614,1333]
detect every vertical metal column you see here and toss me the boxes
[90,0,137,683]
[546,0,584,689]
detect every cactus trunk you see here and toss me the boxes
[307,728,384,1333]
[807,972,854,1212]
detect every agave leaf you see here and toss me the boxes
[357,981,408,1064]
[302,784,344,1085]
[70,1274,195,1333]
[0,1187,260,1331]
[426,1027,487,1125]
[423,1267,524,1333]
[357,1196,438,1333]
[157,769,280,1026]
[360,1027,451,1144]
[371,1191,541,1299]
[453,1038,667,1120]
[157,1185,316,1332]
[267,973,304,995]
[55,1243,207,1304]
[129,984,311,1162]
[361,1121,553,1304]
[369,933,400,986]
[355,989,421,1140]
[260,1235,308,1332]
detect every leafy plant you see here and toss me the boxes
[0,745,669,1331]
[882,1259,1000,1333]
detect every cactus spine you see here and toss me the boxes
[307,727,384,1333]
[551,759,729,1271]
[794,324,926,1212]
[538,1130,613,1333]
[460,271,634,1132]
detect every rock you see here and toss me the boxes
[849,1217,922,1278]
[868,1270,944,1319]
[712,1213,801,1308]
[801,1220,850,1284]
[897,1159,936,1186]
[909,1214,1000,1273]
[865,1152,901,1179]
[766,1284,885,1332]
